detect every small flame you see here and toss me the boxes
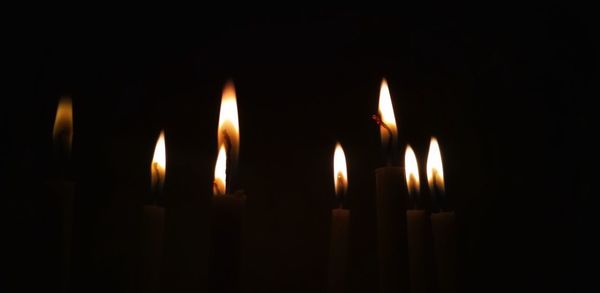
[217,80,240,161]
[213,145,227,196]
[53,96,73,151]
[426,137,445,192]
[333,143,348,197]
[151,131,166,192]
[377,79,398,147]
[404,145,420,194]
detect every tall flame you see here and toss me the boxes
[151,131,166,192]
[426,137,445,192]
[217,80,240,161]
[53,96,73,151]
[377,79,398,147]
[404,145,420,194]
[333,143,348,197]
[213,145,227,196]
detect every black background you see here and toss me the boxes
[4,7,595,293]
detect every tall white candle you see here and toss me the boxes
[328,143,350,293]
[427,137,457,293]
[374,78,409,293]
[405,145,435,293]
[210,80,246,293]
[140,130,167,293]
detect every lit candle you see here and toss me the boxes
[210,80,246,293]
[427,137,457,293]
[328,143,350,293]
[405,146,436,293]
[140,130,166,293]
[47,95,75,292]
[373,78,409,293]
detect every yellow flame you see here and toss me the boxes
[213,145,227,196]
[151,131,166,191]
[426,137,445,192]
[53,96,73,150]
[333,143,348,197]
[377,78,398,147]
[404,145,420,194]
[218,80,240,161]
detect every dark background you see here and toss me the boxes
[3,7,595,293]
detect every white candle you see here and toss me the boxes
[405,145,435,293]
[210,80,246,293]
[140,130,166,293]
[427,137,457,293]
[50,95,75,292]
[328,143,350,293]
[374,78,409,293]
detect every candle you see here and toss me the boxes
[47,95,75,292]
[210,80,246,293]
[328,143,350,293]
[140,130,166,293]
[373,79,409,293]
[427,137,457,293]
[405,146,436,293]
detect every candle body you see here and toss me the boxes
[140,204,165,293]
[328,207,350,293]
[375,167,409,293]
[46,180,75,293]
[210,193,246,293]
[407,210,436,293]
[431,211,457,293]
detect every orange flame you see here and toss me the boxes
[404,145,420,195]
[53,96,73,151]
[333,143,348,197]
[213,145,227,196]
[217,80,240,161]
[426,137,445,192]
[377,79,398,147]
[151,131,166,192]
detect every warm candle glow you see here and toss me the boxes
[377,78,398,147]
[333,143,348,197]
[151,131,166,192]
[218,80,240,161]
[426,137,445,192]
[53,96,73,151]
[404,145,420,194]
[213,145,227,196]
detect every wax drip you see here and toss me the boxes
[372,114,394,166]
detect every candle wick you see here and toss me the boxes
[372,114,394,165]
[152,162,163,205]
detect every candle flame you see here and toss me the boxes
[377,78,398,147]
[213,145,227,196]
[151,131,166,192]
[218,80,240,162]
[404,145,420,194]
[426,137,445,192]
[333,143,348,197]
[53,96,73,151]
